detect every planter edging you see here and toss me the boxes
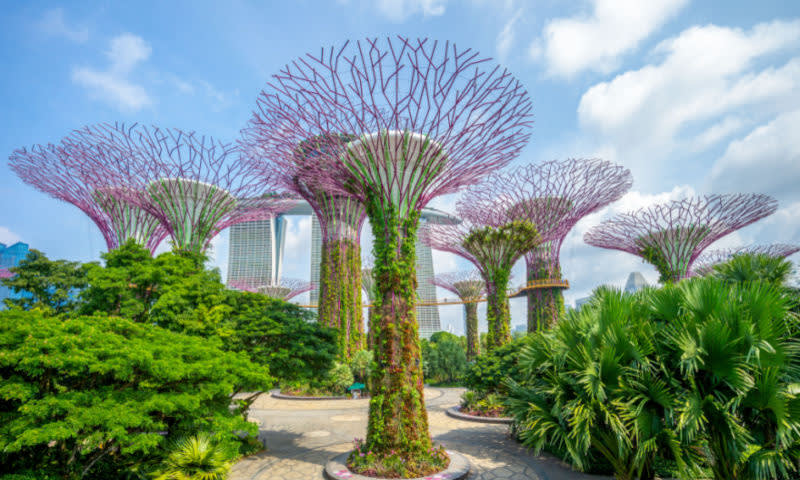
[445,405,513,424]
[324,450,470,480]
[271,390,352,401]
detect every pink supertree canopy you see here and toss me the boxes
[692,243,800,276]
[584,194,778,283]
[229,277,313,301]
[9,137,168,254]
[68,123,294,254]
[432,270,486,301]
[244,36,533,217]
[460,158,633,278]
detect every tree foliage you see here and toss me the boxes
[1,249,89,314]
[421,332,468,384]
[0,310,271,478]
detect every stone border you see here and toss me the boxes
[445,406,513,424]
[271,390,352,401]
[324,450,470,480]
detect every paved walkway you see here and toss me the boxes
[231,387,612,480]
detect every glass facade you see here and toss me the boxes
[0,242,30,307]
[226,216,287,288]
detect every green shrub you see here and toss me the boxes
[326,361,355,393]
[349,349,373,384]
[464,336,529,394]
[153,433,234,480]
[0,310,271,478]
[421,332,468,385]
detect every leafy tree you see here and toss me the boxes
[0,310,271,479]
[349,349,373,384]
[1,249,89,314]
[225,291,338,383]
[421,332,467,384]
[464,336,529,395]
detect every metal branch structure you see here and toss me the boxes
[423,213,540,349]
[432,270,485,360]
[461,159,632,331]
[229,277,313,301]
[692,243,800,276]
[67,123,292,256]
[9,139,168,254]
[584,194,779,283]
[245,36,533,462]
[242,132,367,360]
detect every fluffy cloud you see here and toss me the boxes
[496,9,523,61]
[577,19,800,187]
[72,33,153,111]
[531,0,688,77]
[709,109,800,202]
[37,8,88,43]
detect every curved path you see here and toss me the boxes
[231,387,611,480]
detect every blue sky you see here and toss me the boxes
[1,0,799,334]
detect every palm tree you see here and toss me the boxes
[154,433,233,480]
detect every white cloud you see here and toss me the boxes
[72,33,153,111]
[0,227,22,246]
[709,109,800,202]
[533,0,688,77]
[37,8,88,43]
[375,0,447,22]
[577,20,800,187]
[496,9,523,61]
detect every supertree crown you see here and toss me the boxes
[67,123,293,253]
[9,136,168,253]
[458,158,633,276]
[432,270,486,302]
[584,193,778,282]
[229,277,313,301]
[244,36,533,217]
[692,243,800,276]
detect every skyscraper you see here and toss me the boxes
[0,241,30,308]
[227,216,287,287]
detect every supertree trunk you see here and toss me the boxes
[366,205,431,457]
[484,269,512,349]
[318,237,364,360]
[526,245,564,331]
[464,302,480,360]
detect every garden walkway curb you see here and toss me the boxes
[445,406,513,424]
[324,451,470,480]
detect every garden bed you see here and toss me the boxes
[445,406,512,424]
[271,389,357,401]
[324,450,470,480]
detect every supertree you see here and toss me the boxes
[242,132,367,360]
[423,211,539,349]
[431,270,485,360]
[69,123,293,256]
[9,138,168,254]
[692,243,800,276]
[361,257,377,349]
[461,159,632,331]
[584,194,778,283]
[245,37,532,464]
[229,277,313,301]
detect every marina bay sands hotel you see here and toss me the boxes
[225,200,459,338]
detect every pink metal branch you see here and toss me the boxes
[459,159,632,277]
[432,270,486,301]
[243,37,533,215]
[229,277,314,301]
[584,194,778,281]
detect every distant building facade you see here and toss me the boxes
[226,216,287,287]
[574,271,649,310]
[0,242,30,307]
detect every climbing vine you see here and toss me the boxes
[318,238,363,360]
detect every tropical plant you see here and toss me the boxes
[153,433,234,480]
[327,362,355,393]
[506,287,702,480]
[349,349,373,384]
[464,336,529,395]
[711,252,794,287]
[654,278,800,480]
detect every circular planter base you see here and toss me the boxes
[324,450,470,480]
[271,390,352,401]
[446,406,513,424]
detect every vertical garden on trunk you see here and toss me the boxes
[242,37,532,474]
